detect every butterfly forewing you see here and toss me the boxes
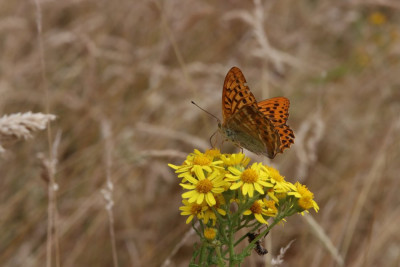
[222,67,258,122]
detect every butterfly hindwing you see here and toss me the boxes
[257,97,294,152]
[224,105,281,158]
[257,97,290,126]
[275,124,295,151]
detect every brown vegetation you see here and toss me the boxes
[1,0,399,266]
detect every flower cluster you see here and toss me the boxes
[169,149,318,225]
[168,149,319,266]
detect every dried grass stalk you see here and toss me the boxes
[0,112,56,152]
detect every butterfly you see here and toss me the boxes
[218,67,295,159]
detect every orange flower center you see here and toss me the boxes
[196,179,213,193]
[193,155,211,166]
[241,169,258,183]
[266,167,284,182]
[264,200,278,213]
[250,201,262,214]
[204,228,217,240]
[190,204,203,215]
[205,149,220,159]
[298,197,313,210]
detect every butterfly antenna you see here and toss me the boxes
[191,101,221,124]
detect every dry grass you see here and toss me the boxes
[1,0,400,266]
[0,112,56,153]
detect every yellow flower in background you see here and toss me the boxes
[243,200,269,224]
[226,163,273,197]
[181,170,225,206]
[369,11,387,25]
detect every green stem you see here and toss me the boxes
[220,225,229,244]
[228,218,236,266]
[215,246,226,267]
[198,242,208,265]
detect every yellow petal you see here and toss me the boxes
[194,166,205,180]
[247,184,254,197]
[255,213,268,224]
[182,190,196,199]
[197,193,205,204]
[254,183,264,194]
[242,183,249,196]
[186,215,194,224]
[230,181,242,190]
[206,192,216,206]
[243,210,251,215]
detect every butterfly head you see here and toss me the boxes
[218,123,236,143]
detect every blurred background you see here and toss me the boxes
[1,0,400,266]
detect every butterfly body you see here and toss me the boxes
[219,67,294,159]
[219,105,280,158]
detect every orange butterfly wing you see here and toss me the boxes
[257,97,295,151]
[220,67,281,158]
[222,67,258,121]
[257,97,290,125]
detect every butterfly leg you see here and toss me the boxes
[209,130,218,148]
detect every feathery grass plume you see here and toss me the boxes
[0,112,56,153]
[271,240,295,266]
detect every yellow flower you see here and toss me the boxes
[226,163,273,197]
[221,153,250,167]
[369,12,387,25]
[204,148,221,160]
[266,189,279,202]
[263,165,296,192]
[202,194,227,225]
[274,191,287,202]
[263,199,278,217]
[243,200,269,224]
[288,182,319,213]
[181,170,226,206]
[204,227,217,241]
[179,199,207,224]
[168,149,223,179]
